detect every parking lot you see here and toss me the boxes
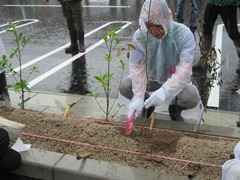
[1,0,240,112]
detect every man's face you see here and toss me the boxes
[145,22,166,39]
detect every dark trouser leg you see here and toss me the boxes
[0,72,10,101]
[176,0,185,23]
[0,128,21,172]
[0,129,9,158]
[189,0,198,33]
[193,3,216,70]
[69,1,85,52]
[61,2,79,54]
[0,147,22,171]
[219,4,240,74]
[233,40,240,74]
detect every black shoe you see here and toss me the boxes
[168,104,184,121]
[142,93,155,118]
[142,105,155,118]
[65,45,79,54]
[237,121,240,127]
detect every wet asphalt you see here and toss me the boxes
[1,0,240,113]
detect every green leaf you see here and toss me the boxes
[105,54,111,62]
[9,53,15,59]
[119,59,125,70]
[86,93,94,96]
[114,38,122,45]
[94,75,104,82]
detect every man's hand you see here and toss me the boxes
[128,96,144,118]
[144,88,166,109]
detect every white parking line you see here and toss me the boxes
[13,21,131,73]
[0,19,39,34]
[3,5,130,8]
[28,21,132,88]
[207,24,223,108]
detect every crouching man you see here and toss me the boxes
[120,0,200,121]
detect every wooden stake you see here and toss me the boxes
[76,152,91,160]
[63,99,80,118]
[63,104,71,118]
[150,112,156,130]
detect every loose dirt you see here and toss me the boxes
[0,105,238,180]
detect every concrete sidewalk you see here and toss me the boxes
[3,90,240,180]
[8,90,240,130]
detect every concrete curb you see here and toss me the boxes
[14,148,189,180]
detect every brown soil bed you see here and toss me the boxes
[0,105,238,179]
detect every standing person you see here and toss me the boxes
[0,39,10,102]
[0,128,22,173]
[119,0,200,121]
[193,0,240,74]
[176,0,198,33]
[43,0,85,54]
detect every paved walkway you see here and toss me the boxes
[7,90,240,130]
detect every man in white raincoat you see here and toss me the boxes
[222,142,240,180]
[119,0,200,121]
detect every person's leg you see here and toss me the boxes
[219,4,240,74]
[176,0,185,23]
[69,0,85,53]
[0,129,9,159]
[61,2,79,54]
[119,76,160,100]
[202,3,218,54]
[0,148,22,171]
[0,71,10,101]
[169,84,200,121]
[0,128,21,172]
[189,0,198,33]
[193,3,218,69]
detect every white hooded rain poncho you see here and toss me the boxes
[222,142,240,180]
[128,0,196,115]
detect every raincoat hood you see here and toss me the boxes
[139,0,172,36]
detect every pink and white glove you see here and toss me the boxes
[128,96,144,118]
[144,88,166,109]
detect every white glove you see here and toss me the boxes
[128,96,144,118]
[144,88,166,109]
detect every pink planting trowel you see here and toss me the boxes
[125,111,136,136]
